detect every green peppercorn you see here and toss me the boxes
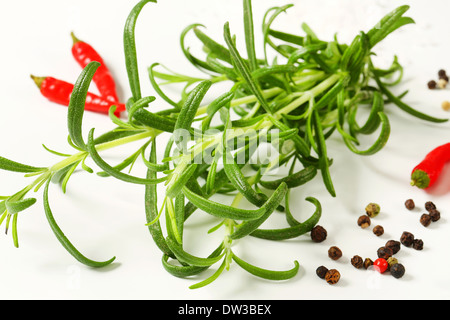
[387,257,398,270]
[390,263,405,279]
[365,202,380,218]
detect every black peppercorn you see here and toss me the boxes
[429,209,441,222]
[328,246,342,260]
[377,246,393,260]
[428,80,437,89]
[363,258,373,269]
[425,201,436,212]
[438,69,447,78]
[316,266,329,279]
[412,238,424,250]
[420,213,432,227]
[404,199,415,210]
[390,263,405,279]
[351,255,363,269]
[357,215,371,229]
[385,240,401,254]
[373,225,384,236]
[324,269,340,285]
[400,231,414,247]
[310,225,327,243]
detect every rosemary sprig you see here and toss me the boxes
[0,0,446,289]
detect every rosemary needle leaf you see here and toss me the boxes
[43,180,116,268]
[165,235,224,267]
[124,0,157,101]
[67,61,100,151]
[87,128,167,185]
[0,156,46,173]
[5,198,37,215]
[250,196,322,240]
[232,253,299,281]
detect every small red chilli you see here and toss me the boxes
[411,142,450,189]
[71,32,120,104]
[30,75,125,116]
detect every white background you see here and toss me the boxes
[0,0,450,300]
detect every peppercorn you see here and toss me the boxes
[324,269,340,285]
[429,209,441,222]
[377,246,393,260]
[412,238,424,250]
[437,78,448,89]
[373,225,384,236]
[400,231,414,247]
[365,202,380,218]
[363,258,373,269]
[310,225,327,243]
[373,258,388,273]
[328,246,342,260]
[386,256,398,270]
[357,215,371,229]
[442,100,450,111]
[441,75,449,82]
[351,255,363,269]
[438,69,447,78]
[390,263,405,279]
[404,199,415,210]
[428,80,437,89]
[420,213,432,227]
[316,266,329,279]
[425,201,436,212]
[385,240,401,254]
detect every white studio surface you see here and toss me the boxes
[0,0,449,300]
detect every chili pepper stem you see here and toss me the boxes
[30,75,45,89]
[70,31,81,45]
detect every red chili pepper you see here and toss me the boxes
[71,32,120,104]
[410,142,450,189]
[31,75,125,116]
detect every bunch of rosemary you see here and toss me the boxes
[0,0,446,289]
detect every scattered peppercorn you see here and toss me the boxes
[438,78,448,89]
[404,199,415,210]
[442,100,450,111]
[385,240,401,254]
[400,231,414,247]
[420,213,432,227]
[351,255,363,269]
[316,266,329,279]
[373,225,384,236]
[357,215,371,229]
[425,201,436,212]
[373,258,388,273]
[363,258,373,269]
[429,209,441,222]
[324,269,341,285]
[377,246,393,260]
[412,238,424,250]
[390,263,405,279]
[365,202,380,218]
[387,257,398,270]
[328,246,343,260]
[310,225,327,243]
[438,69,447,78]
[428,80,437,89]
